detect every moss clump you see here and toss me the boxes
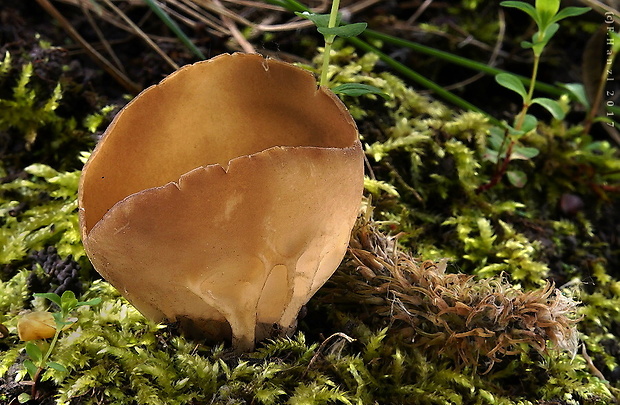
[0,52,112,173]
[325,212,581,374]
[0,162,87,271]
[1,279,609,405]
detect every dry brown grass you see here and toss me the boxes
[327,209,581,373]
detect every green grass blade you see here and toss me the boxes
[264,0,309,12]
[362,29,563,98]
[143,0,206,60]
[346,36,501,126]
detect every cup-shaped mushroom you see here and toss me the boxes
[78,53,364,351]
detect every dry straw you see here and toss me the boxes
[327,211,581,373]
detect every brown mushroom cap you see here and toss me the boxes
[78,53,364,350]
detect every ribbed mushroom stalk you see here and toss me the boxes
[78,53,364,351]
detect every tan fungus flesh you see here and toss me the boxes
[78,53,364,350]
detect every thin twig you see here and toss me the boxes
[306,332,355,372]
[191,0,255,27]
[34,0,142,94]
[80,0,126,74]
[581,343,607,381]
[220,0,285,11]
[442,8,506,91]
[212,0,256,52]
[100,0,179,70]
[256,20,315,32]
[173,0,231,35]
[407,0,434,25]
[158,0,210,29]
[342,0,383,15]
[579,0,620,24]
[60,0,141,33]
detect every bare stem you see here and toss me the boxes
[319,0,341,87]
[515,54,540,130]
[584,45,618,134]
[42,328,62,366]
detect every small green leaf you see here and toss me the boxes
[532,97,565,119]
[496,73,527,99]
[61,290,77,302]
[511,146,540,160]
[593,116,615,124]
[552,6,590,23]
[535,0,560,27]
[500,1,538,24]
[488,127,507,150]
[506,170,528,187]
[364,177,400,197]
[520,114,538,133]
[52,312,73,329]
[18,393,32,404]
[33,292,62,308]
[46,361,67,372]
[530,28,554,56]
[0,51,11,77]
[536,0,560,15]
[537,23,560,45]
[317,22,367,38]
[24,164,59,181]
[520,40,534,49]
[561,83,589,108]
[76,297,102,307]
[295,12,335,28]
[509,115,538,136]
[332,83,390,99]
[611,32,620,54]
[483,148,501,164]
[25,342,43,363]
[60,290,79,313]
[23,359,38,380]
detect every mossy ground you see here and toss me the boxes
[1,2,620,404]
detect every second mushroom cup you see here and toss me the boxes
[78,53,364,351]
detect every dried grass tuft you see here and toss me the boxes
[327,211,581,373]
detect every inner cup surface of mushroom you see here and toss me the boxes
[78,53,364,351]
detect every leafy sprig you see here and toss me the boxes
[296,2,388,99]
[497,0,589,131]
[19,291,101,403]
[479,0,590,190]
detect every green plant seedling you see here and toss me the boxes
[497,0,589,130]
[296,1,388,99]
[479,0,590,190]
[19,291,101,403]
[480,127,540,190]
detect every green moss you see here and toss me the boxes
[0,161,86,268]
[1,277,601,404]
[0,52,111,172]
[0,270,29,316]
[0,61,63,147]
